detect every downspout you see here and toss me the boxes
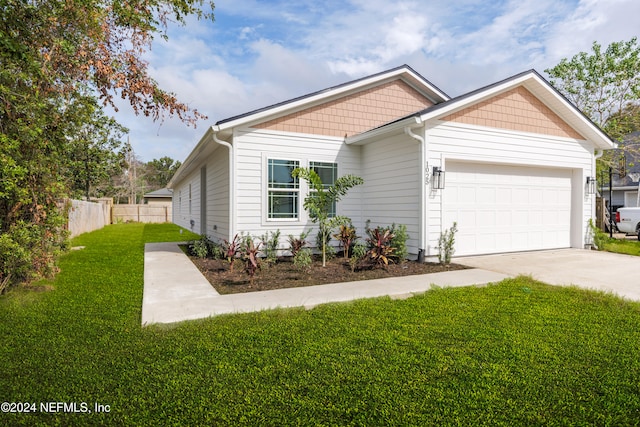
[211,127,235,241]
[404,119,427,262]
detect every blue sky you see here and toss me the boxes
[113,0,640,163]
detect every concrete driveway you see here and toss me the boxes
[457,249,640,301]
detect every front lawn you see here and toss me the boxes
[2,223,640,425]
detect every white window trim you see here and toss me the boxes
[264,156,302,222]
[261,154,340,225]
[310,161,338,218]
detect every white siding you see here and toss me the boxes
[425,121,594,256]
[233,128,363,249]
[205,149,230,242]
[172,168,201,233]
[361,134,421,255]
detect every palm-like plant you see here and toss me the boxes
[292,168,363,267]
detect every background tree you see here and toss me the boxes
[292,168,363,267]
[145,157,182,190]
[545,38,640,172]
[64,95,128,200]
[0,0,214,290]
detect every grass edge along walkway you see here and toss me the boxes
[1,223,640,426]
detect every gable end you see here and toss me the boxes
[252,80,434,138]
[442,86,584,139]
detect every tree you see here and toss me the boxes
[0,0,214,290]
[64,95,128,200]
[145,157,182,190]
[545,38,640,171]
[292,168,363,267]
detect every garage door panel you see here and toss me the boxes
[444,162,572,256]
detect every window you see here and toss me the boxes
[310,161,338,217]
[268,159,299,219]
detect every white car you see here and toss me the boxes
[616,207,640,240]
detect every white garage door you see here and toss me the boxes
[443,162,572,256]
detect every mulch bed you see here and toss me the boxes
[186,252,468,294]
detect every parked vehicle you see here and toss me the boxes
[616,207,640,240]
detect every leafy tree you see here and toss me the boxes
[145,157,182,190]
[545,38,640,171]
[65,95,128,200]
[292,168,363,267]
[0,0,214,290]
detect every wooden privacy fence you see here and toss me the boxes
[65,199,172,238]
[65,199,112,238]
[112,204,172,224]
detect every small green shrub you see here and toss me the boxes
[189,236,210,258]
[437,222,458,265]
[349,241,368,272]
[261,229,281,263]
[293,247,313,272]
[389,223,408,262]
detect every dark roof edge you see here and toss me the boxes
[419,68,614,144]
[215,64,449,126]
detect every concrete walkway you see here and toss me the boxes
[142,242,510,325]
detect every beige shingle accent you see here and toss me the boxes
[443,86,584,139]
[253,80,433,137]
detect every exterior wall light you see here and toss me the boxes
[432,166,445,190]
[586,176,596,195]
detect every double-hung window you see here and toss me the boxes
[310,161,338,217]
[268,159,299,219]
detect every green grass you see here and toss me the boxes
[600,237,640,256]
[2,223,640,425]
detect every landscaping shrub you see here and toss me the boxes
[288,229,310,257]
[293,247,313,272]
[437,222,458,265]
[189,236,211,258]
[241,237,262,282]
[260,229,281,263]
[349,241,368,272]
[333,220,358,259]
[365,226,395,268]
[222,234,242,271]
[389,223,408,262]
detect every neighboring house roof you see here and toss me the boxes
[144,188,173,198]
[611,133,640,188]
[347,69,615,150]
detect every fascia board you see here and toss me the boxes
[167,127,214,189]
[216,66,448,131]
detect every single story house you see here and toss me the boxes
[168,65,614,259]
[143,188,173,205]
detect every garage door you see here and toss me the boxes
[443,162,572,256]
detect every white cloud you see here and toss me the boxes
[111,0,640,163]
